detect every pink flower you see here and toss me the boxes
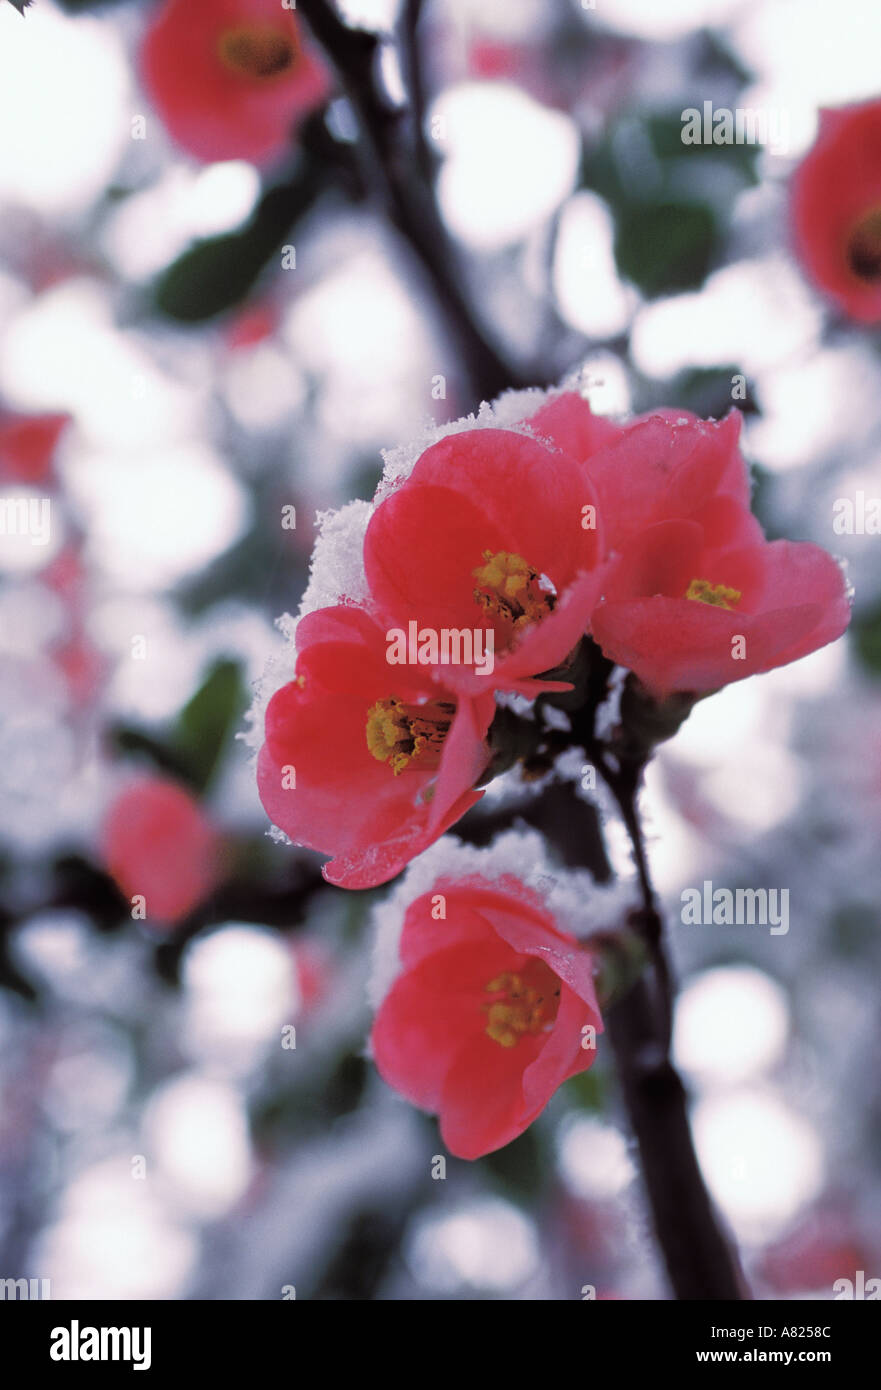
[140,0,330,166]
[530,394,750,554]
[257,605,495,889]
[582,413,850,695]
[526,390,626,465]
[102,776,223,925]
[790,100,881,322]
[364,426,604,696]
[371,874,603,1159]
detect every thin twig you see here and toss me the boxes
[597,755,674,1049]
[399,0,435,186]
[299,0,530,402]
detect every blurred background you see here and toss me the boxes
[0,0,880,1300]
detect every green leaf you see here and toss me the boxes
[637,365,756,421]
[109,659,246,794]
[108,726,198,785]
[481,1124,545,1197]
[643,111,761,183]
[580,110,761,297]
[852,600,881,677]
[54,0,130,10]
[566,1065,608,1113]
[614,200,716,297]
[154,167,324,323]
[175,658,245,792]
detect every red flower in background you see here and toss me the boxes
[291,940,331,1015]
[0,412,69,485]
[257,605,495,890]
[224,299,279,351]
[364,427,603,696]
[51,635,107,708]
[140,0,329,165]
[790,99,881,322]
[102,777,223,925]
[371,874,603,1159]
[584,413,850,695]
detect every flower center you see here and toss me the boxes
[472,550,555,643]
[847,205,881,283]
[685,578,741,610]
[365,697,455,776]
[482,961,561,1049]
[217,26,298,80]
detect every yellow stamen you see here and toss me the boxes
[847,205,881,283]
[472,550,555,635]
[218,26,297,80]
[365,697,454,776]
[482,963,561,1048]
[685,578,741,610]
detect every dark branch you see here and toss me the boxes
[399,0,435,186]
[299,0,531,403]
[607,975,747,1299]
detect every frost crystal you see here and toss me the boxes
[300,500,372,615]
[374,387,552,500]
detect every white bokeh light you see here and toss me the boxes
[143,1073,252,1220]
[434,83,580,251]
[36,1156,197,1300]
[223,345,307,431]
[406,1197,539,1293]
[282,245,432,452]
[733,0,881,108]
[556,1115,636,1199]
[62,441,250,590]
[589,0,738,42]
[102,162,261,281]
[674,966,790,1086]
[693,1089,824,1241]
[750,345,881,473]
[0,2,130,214]
[0,279,201,449]
[182,923,296,1071]
[630,257,823,381]
[553,192,637,339]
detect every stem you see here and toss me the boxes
[299,0,531,402]
[399,0,435,187]
[607,974,746,1299]
[599,758,673,1049]
[553,651,746,1297]
[597,767,746,1299]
